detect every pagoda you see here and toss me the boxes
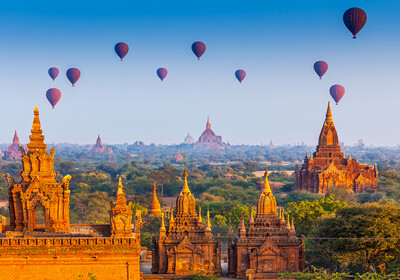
[4,130,22,160]
[152,160,222,276]
[90,134,113,154]
[6,107,71,233]
[1,106,141,280]
[194,117,228,149]
[228,163,305,278]
[174,149,184,162]
[295,102,378,194]
[184,132,195,144]
[148,183,162,217]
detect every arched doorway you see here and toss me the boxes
[33,203,45,231]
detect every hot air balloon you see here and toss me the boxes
[191,41,206,60]
[330,85,345,105]
[313,61,328,79]
[46,88,62,109]
[157,68,168,81]
[114,42,129,61]
[343,8,367,39]
[66,68,81,86]
[235,69,246,83]
[48,67,59,81]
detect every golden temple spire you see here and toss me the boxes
[27,106,47,154]
[279,207,282,219]
[198,204,202,223]
[206,205,211,230]
[160,213,166,235]
[325,102,333,123]
[348,153,352,161]
[181,155,190,193]
[291,219,295,231]
[206,116,211,130]
[249,207,254,224]
[263,161,272,193]
[286,214,291,229]
[149,183,162,216]
[117,177,124,195]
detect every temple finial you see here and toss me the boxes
[286,214,291,229]
[198,204,202,223]
[117,177,124,195]
[181,155,190,193]
[160,212,166,232]
[263,161,272,193]
[206,205,211,230]
[206,116,211,130]
[325,102,333,123]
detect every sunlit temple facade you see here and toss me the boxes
[229,163,305,279]
[152,162,222,276]
[295,102,378,194]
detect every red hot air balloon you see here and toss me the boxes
[313,61,328,79]
[191,41,206,60]
[157,68,168,81]
[66,68,81,86]
[343,8,367,39]
[330,85,345,105]
[114,42,129,61]
[46,88,62,109]
[48,67,59,81]
[235,69,246,83]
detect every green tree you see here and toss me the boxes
[310,204,400,273]
[287,194,347,236]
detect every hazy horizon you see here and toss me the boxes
[1,1,399,146]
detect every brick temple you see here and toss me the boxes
[151,161,222,276]
[90,134,113,154]
[184,132,194,144]
[229,163,305,279]
[4,130,22,160]
[1,106,141,280]
[194,117,228,149]
[295,102,378,194]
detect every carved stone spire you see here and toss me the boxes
[181,156,190,193]
[206,206,211,231]
[110,178,133,238]
[12,130,20,145]
[325,101,333,123]
[27,106,47,154]
[206,116,211,130]
[198,204,202,223]
[256,161,277,216]
[160,213,166,235]
[96,134,102,145]
[286,214,291,229]
[175,156,196,217]
[149,183,162,217]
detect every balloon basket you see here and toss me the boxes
[353,36,356,39]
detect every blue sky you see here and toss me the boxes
[0,0,399,146]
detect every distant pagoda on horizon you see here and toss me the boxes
[174,149,184,162]
[90,134,113,154]
[4,130,22,160]
[184,132,195,144]
[295,102,378,194]
[194,117,228,149]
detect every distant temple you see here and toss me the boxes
[194,117,228,149]
[90,134,113,154]
[148,183,162,217]
[184,132,195,144]
[174,149,184,162]
[152,161,222,276]
[295,102,378,194]
[229,163,305,278]
[4,130,22,160]
[1,106,141,280]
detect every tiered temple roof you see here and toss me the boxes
[295,102,378,194]
[229,163,305,278]
[194,117,228,149]
[4,130,21,160]
[90,134,113,154]
[152,160,221,276]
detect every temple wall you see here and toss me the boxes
[0,237,140,280]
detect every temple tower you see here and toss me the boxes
[5,106,71,233]
[295,102,378,193]
[229,162,304,278]
[109,178,133,238]
[148,183,162,217]
[152,159,221,276]
[4,130,22,160]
